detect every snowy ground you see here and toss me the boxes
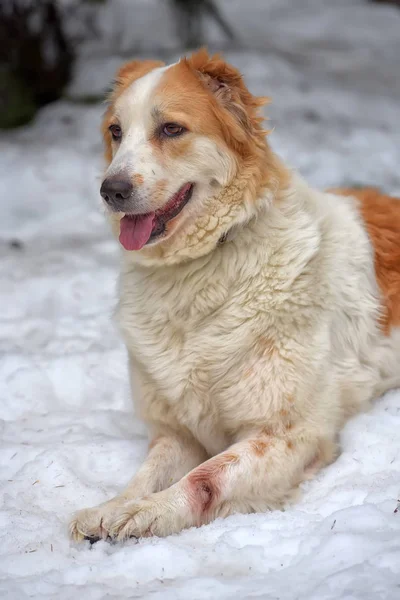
[1,1,400,598]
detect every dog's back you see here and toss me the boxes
[332,187,400,334]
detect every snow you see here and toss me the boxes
[1,1,400,598]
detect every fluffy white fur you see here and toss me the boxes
[69,57,400,543]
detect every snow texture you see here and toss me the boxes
[1,0,400,598]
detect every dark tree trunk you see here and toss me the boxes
[169,0,236,48]
[0,0,74,128]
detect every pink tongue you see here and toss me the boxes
[119,212,155,250]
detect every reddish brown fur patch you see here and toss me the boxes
[153,59,233,148]
[186,453,240,515]
[187,470,219,515]
[116,60,165,88]
[152,50,289,200]
[332,187,400,333]
[152,133,193,162]
[250,439,269,457]
[286,440,294,450]
[258,336,276,358]
[185,48,270,145]
[260,425,274,437]
[133,173,144,186]
[219,452,240,467]
[193,480,215,513]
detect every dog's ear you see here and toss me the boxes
[184,48,269,138]
[101,60,165,164]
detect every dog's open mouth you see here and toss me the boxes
[119,183,194,251]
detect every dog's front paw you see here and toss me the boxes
[108,489,191,540]
[70,486,192,542]
[69,497,128,543]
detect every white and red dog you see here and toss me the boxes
[70,50,400,542]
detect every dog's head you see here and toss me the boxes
[101,49,282,264]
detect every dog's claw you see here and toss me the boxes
[86,535,101,545]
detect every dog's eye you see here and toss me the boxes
[109,124,122,141]
[162,123,185,137]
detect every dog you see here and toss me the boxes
[70,49,400,543]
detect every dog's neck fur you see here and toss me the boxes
[122,150,289,268]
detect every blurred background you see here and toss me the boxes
[1,1,400,127]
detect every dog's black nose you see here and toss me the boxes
[100,176,133,206]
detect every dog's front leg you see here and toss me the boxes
[69,428,207,542]
[107,428,334,540]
